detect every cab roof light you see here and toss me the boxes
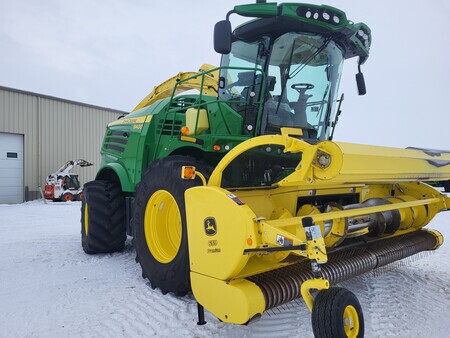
[354,24,372,49]
[295,5,346,27]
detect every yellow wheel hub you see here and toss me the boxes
[343,305,360,338]
[84,202,89,236]
[144,190,182,264]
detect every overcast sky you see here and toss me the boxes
[1,0,449,149]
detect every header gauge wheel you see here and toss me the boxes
[312,287,364,338]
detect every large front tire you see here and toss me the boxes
[81,180,126,254]
[133,156,211,296]
[312,287,364,338]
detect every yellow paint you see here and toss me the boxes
[144,190,181,263]
[425,229,444,249]
[300,278,330,312]
[182,133,450,325]
[185,186,258,280]
[329,141,450,183]
[208,133,318,187]
[84,202,89,236]
[343,305,360,338]
[280,127,303,136]
[195,171,207,186]
[108,116,148,127]
[179,135,198,143]
[209,134,450,188]
[190,272,265,324]
[266,197,441,231]
[260,208,293,263]
[133,64,219,111]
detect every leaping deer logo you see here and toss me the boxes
[204,217,217,236]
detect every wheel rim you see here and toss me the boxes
[343,305,360,338]
[144,190,182,264]
[84,202,89,235]
[65,194,72,201]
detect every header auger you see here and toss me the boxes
[81,2,450,336]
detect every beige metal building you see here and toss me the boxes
[0,86,127,203]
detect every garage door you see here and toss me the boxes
[0,133,24,204]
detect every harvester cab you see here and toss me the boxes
[81,2,450,337]
[214,2,370,139]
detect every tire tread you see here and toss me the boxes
[133,156,212,296]
[312,287,364,338]
[81,180,126,254]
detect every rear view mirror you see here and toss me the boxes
[214,20,232,54]
[356,72,366,95]
[356,58,367,95]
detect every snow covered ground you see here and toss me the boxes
[1,200,449,337]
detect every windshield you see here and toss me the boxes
[264,33,344,139]
[219,33,344,140]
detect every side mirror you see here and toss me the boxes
[356,58,367,95]
[356,72,366,95]
[214,20,232,54]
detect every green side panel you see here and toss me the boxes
[96,162,133,192]
[98,93,250,191]
[146,96,244,162]
[99,99,168,193]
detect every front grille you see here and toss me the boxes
[104,130,129,153]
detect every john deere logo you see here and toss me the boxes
[204,217,217,236]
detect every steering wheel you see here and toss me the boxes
[291,83,314,93]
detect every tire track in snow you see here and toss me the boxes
[367,265,450,337]
[221,299,313,338]
[76,275,216,337]
[335,255,450,338]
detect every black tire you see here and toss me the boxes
[81,180,126,254]
[133,156,212,296]
[444,180,450,193]
[312,287,364,338]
